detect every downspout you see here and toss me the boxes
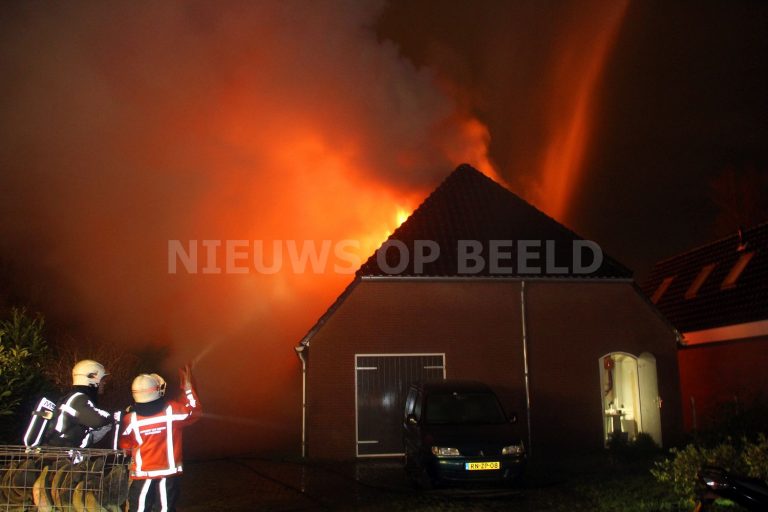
[294,344,308,458]
[520,280,533,457]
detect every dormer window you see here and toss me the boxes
[651,276,675,304]
[685,264,716,299]
[721,252,754,290]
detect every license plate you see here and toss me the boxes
[465,461,500,471]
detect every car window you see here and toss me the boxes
[424,391,507,425]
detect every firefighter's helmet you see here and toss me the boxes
[72,360,108,387]
[131,373,167,403]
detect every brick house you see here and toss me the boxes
[296,165,682,459]
[642,222,768,430]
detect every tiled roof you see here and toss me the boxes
[357,164,632,279]
[641,221,768,333]
[298,164,634,347]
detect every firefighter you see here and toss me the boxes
[120,365,201,512]
[46,359,114,448]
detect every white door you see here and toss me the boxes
[637,352,662,446]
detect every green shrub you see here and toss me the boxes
[0,308,49,441]
[743,434,768,478]
[651,434,768,506]
[607,432,660,465]
[633,432,659,453]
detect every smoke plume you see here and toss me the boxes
[0,0,645,456]
[0,1,493,455]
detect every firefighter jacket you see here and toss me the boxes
[46,386,113,448]
[119,387,201,479]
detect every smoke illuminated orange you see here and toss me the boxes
[0,1,512,457]
[534,1,630,222]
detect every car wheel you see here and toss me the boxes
[505,471,525,488]
[403,452,417,481]
[415,468,434,490]
[404,452,433,490]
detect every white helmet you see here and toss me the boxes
[131,373,167,403]
[72,360,108,387]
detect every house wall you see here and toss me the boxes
[678,335,768,430]
[306,279,525,460]
[305,279,682,459]
[525,281,683,454]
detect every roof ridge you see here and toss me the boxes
[652,220,768,268]
[357,164,633,278]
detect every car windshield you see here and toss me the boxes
[424,391,507,425]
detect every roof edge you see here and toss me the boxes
[652,220,768,268]
[630,282,683,345]
[361,275,635,284]
[297,278,361,348]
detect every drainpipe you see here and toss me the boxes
[294,344,308,458]
[520,280,533,457]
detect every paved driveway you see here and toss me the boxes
[179,457,529,511]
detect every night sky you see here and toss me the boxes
[379,0,768,278]
[0,1,766,454]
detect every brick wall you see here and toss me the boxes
[305,278,682,459]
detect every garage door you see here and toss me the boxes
[355,353,445,457]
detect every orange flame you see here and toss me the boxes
[395,207,410,227]
[0,1,502,456]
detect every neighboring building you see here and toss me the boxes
[643,222,768,431]
[296,164,682,459]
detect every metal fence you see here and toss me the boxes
[0,445,128,511]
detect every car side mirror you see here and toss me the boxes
[407,414,418,425]
[508,413,518,424]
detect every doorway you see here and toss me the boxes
[599,352,662,446]
[355,353,445,456]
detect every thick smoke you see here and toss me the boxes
[4,0,765,456]
[378,0,629,223]
[378,0,768,276]
[0,1,493,455]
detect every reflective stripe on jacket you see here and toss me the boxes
[119,388,201,479]
[48,389,112,448]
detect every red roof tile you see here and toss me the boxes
[357,164,632,279]
[641,221,768,332]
